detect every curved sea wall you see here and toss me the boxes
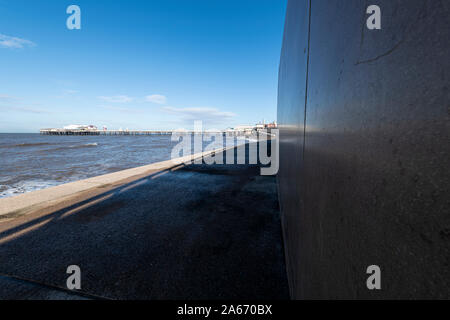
[277,0,449,299]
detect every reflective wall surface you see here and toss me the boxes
[277,0,449,299]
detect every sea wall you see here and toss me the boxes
[277,0,449,299]
[0,147,230,219]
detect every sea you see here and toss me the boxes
[0,133,245,199]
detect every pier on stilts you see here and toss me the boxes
[39,129,260,137]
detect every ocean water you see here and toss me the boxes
[0,133,241,199]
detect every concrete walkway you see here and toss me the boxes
[0,147,289,299]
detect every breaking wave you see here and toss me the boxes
[48,142,99,152]
[0,142,53,149]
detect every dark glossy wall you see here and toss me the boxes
[277,0,449,299]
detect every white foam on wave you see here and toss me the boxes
[0,180,62,199]
[68,142,98,148]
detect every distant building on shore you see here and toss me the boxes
[226,121,277,134]
[264,121,277,129]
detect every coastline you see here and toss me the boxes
[0,141,288,299]
[0,146,231,220]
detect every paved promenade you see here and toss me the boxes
[0,147,289,299]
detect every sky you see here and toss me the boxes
[0,0,287,132]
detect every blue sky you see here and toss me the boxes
[0,0,287,132]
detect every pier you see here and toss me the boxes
[39,129,256,136]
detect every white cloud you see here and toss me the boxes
[0,34,35,49]
[63,89,78,94]
[0,105,50,114]
[145,94,167,105]
[101,105,144,114]
[98,95,133,103]
[162,106,237,123]
[13,106,49,114]
[0,95,51,114]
